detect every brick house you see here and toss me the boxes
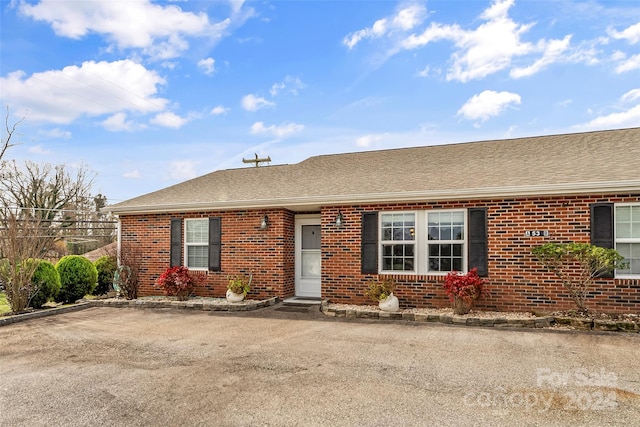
[106,127,640,313]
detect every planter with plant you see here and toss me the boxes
[227,274,252,302]
[155,266,205,301]
[365,278,399,312]
[443,268,485,315]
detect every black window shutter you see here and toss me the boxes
[361,212,378,274]
[590,203,614,278]
[590,203,614,248]
[170,218,182,267]
[468,208,488,277]
[208,217,222,272]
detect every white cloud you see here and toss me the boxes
[343,3,427,49]
[270,75,306,96]
[355,133,388,148]
[416,65,430,77]
[37,128,71,139]
[457,90,521,122]
[250,121,304,138]
[210,105,230,115]
[19,0,238,60]
[384,0,582,82]
[510,35,572,78]
[608,22,640,44]
[615,53,640,73]
[28,144,51,155]
[241,94,275,111]
[101,112,136,131]
[0,60,167,124]
[197,57,215,75]
[168,160,198,180]
[576,105,640,131]
[150,112,188,129]
[621,88,640,103]
[556,99,572,108]
[123,170,141,179]
[402,0,539,82]
[269,82,285,96]
[575,89,640,131]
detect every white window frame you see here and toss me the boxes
[425,209,467,274]
[378,209,468,275]
[379,211,417,274]
[184,218,209,270]
[615,202,640,279]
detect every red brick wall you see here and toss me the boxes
[120,209,296,299]
[119,194,639,314]
[321,194,640,314]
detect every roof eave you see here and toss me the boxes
[104,180,640,215]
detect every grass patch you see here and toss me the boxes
[0,292,11,315]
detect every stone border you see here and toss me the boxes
[0,302,93,327]
[320,301,640,332]
[88,296,280,312]
[0,297,280,328]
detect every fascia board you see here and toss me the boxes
[104,180,640,215]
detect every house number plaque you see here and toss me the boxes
[525,230,549,237]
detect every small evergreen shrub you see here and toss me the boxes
[29,259,61,309]
[55,255,98,303]
[94,255,117,295]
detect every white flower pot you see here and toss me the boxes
[226,289,245,303]
[379,293,399,312]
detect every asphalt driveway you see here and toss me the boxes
[1,305,639,426]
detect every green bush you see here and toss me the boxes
[55,256,98,304]
[532,242,626,312]
[29,259,61,309]
[94,255,117,296]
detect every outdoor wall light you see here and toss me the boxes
[335,211,345,227]
[260,215,269,230]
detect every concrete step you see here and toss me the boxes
[283,297,322,306]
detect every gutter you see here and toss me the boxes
[103,180,640,215]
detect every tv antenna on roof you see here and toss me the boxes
[242,153,271,167]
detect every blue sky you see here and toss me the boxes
[1,0,639,205]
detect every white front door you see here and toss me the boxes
[295,215,321,298]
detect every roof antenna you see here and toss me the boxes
[242,153,271,167]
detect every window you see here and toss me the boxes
[380,213,415,272]
[427,211,465,272]
[377,210,468,274]
[615,204,640,277]
[185,219,208,269]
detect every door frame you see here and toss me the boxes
[294,214,322,298]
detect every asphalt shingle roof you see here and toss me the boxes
[107,127,640,214]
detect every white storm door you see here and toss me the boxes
[295,216,321,298]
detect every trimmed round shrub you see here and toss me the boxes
[55,256,98,303]
[94,255,117,296]
[29,259,61,309]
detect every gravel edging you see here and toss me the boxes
[320,301,640,332]
[0,302,93,327]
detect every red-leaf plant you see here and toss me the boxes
[155,266,206,301]
[443,268,485,306]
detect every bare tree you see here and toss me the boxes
[106,240,143,299]
[0,209,52,312]
[0,161,96,246]
[0,107,25,163]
